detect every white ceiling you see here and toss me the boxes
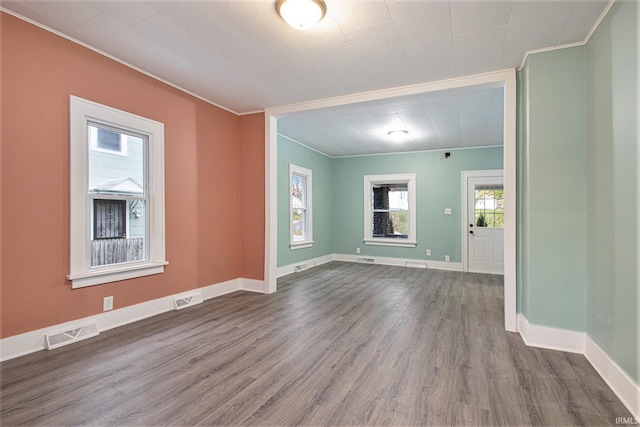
[2,0,609,155]
[278,83,504,157]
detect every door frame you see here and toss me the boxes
[461,169,505,273]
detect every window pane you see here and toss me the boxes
[91,199,146,266]
[291,172,309,243]
[388,188,408,211]
[475,184,504,229]
[88,124,147,267]
[89,124,145,195]
[128,200,146,238]
[372,184,408,210]
[389,211,408,235]
[372,183,409,238]
[292,208,306,241]
[292,174,306,208]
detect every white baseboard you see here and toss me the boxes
[334,253,463,272]
[517,313,585,353]
[276,254,334,278]
[585,336,640,418]
[241,278,267,293]
[277,254,463,278]
[517,313,639,418]
[0,277,265,362]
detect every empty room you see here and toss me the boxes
[1,0,638,425]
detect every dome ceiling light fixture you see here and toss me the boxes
[388,129,409,142]
[276,0,327,30]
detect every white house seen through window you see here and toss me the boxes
[88,123,147,267]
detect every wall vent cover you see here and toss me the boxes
[294,264,309,272]
[173,293,203,310]
[357,257,375,263]
[405,261,427,269]
[45,323,99,350]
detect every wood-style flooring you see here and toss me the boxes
[0,262,632,426]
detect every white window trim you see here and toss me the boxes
[289,164,313,250]
[68,96,167,288]
[364,173,417,248]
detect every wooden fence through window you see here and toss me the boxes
[91,237,144,266]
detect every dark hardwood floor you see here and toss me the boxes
[1,262,632,426]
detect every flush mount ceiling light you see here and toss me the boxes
[388,129,409,142]
[276,0,327,30]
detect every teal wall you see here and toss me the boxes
[278,135,334,267]
[520,47,587,333]
[277,136,503,267]
[331,149,503,262]
[585,0,639,384]
[520,0,639,385]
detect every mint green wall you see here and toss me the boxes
[519,0,639,385]
[277,135,334,267]
[278,136,503,267]
[585,0,639,384]
[331,148,503,262]
[520,46,587,332]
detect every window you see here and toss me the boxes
[474,185,504,228]
[289,164,313,249]
[364,173,417,247]
[68,96,167,288]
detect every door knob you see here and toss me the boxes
[470,230,474,234]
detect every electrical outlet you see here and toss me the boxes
[426,249,431,256]
[444,208,452,215]
[103,296,113,312]
[445,255,450,262]
[356,247,360,254]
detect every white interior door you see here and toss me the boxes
[466,175,504,274]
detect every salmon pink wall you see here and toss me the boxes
[239,114,266,280]
[0,13,265,338]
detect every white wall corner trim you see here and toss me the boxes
[584,336,640,418]
[241,278,267,293]
[0,277,266,362]
[517,313,585,353]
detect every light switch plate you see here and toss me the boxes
[444,208,452,215]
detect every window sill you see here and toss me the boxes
[290,241,314,250]
[364,239,417,248]
[68,260,169,289]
